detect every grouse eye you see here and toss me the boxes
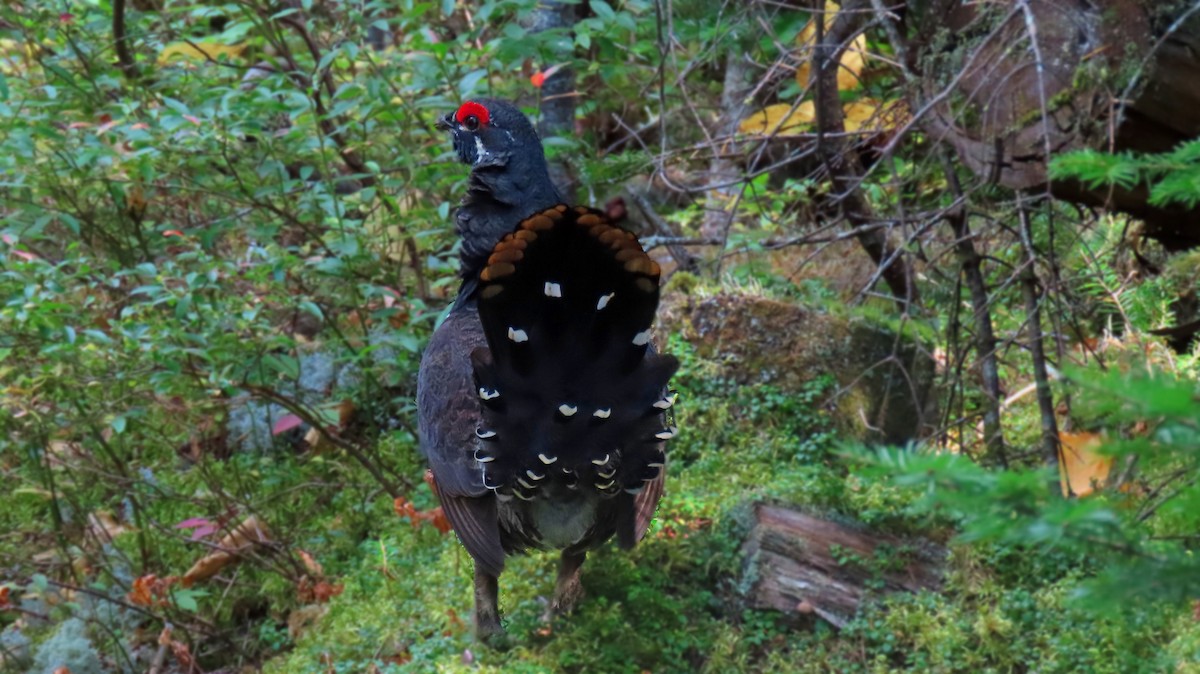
[454,101,491,130]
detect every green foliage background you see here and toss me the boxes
[1,1,1199,672]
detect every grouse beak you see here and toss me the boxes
[435,112,455,132]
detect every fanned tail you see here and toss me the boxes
[470,205,678,502]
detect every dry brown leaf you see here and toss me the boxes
[182,515,270,586]
[304,426,328,452]
[86,511,135,544]
[394,498,453,535]
[182,551,235,587]
[288,604,329,641]
[310,580,343,603]
[794,2,868,92]
[1059,431,1112,497]
[298,550,324,578]
[337,400,356,428]
[738,102,816,136]
[169,639,195,670]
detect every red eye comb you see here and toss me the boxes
[455,101,490,126]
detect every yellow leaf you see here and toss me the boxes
[842,98,909,133]
[1059,431,1112,497]
[738,102,816,136]
[794,2,868,92]
[158,41,246,65]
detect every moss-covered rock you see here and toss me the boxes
[660,291,936,443]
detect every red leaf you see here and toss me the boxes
[189,524,217,541]
[272,414,304,435]
[174,517,211,530]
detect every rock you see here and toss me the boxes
[660,291,936,443]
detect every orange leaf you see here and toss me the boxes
[393,496,418,521]
[127,574,175,607]
[128,574,157,606]
[428,507,453,535]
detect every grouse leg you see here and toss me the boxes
[473,565,507,646]
[548,549,587,618]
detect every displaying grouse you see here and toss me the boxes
[418,99,678,643]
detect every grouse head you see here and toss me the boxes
[437,99,563,301]
[436,99,546,169]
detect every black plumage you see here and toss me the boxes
[418,100,677,643]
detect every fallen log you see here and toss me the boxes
[739,502,945,628]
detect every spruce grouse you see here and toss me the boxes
[419,98,678,643]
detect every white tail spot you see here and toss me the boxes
[558,404,578,417]
[544,281,562,297]
[538,453,558,464]
[593,408,611,419]
[475,428,497,439]
[654,427,678,440]
[597,292,615,310]
[653,394,677,410]
[479,387,500,401]
[508,327,529,342]
[591,453,610,466]
[632,329,651,346]
[526,469,545,481]
[595,479,616,490]
[517,477,536,489]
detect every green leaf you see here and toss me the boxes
[299,301,324,321]
[459,69,488,96]
[590,0,615,20]
[172,588,207,612]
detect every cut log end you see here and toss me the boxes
[739,503,945,628]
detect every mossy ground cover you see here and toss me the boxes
[259,335,1198,674]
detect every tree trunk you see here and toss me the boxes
[914,1,1200,249]
[524,1,578,202]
